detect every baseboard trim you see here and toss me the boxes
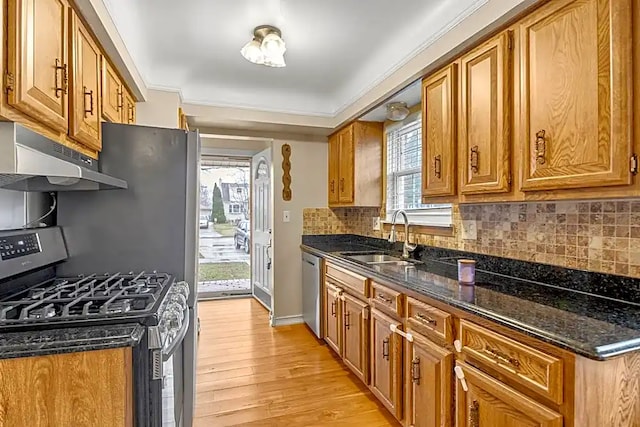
[272,314,304,326]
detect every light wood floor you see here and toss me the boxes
[194,298,399,427]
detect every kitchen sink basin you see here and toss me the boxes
[346,254,403,263]
[344,253,421,266]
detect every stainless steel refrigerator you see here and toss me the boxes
[56,122,200,427]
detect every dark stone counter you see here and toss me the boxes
[0,323,145,360]
[302,234,640,360]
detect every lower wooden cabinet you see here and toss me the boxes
[342,292,369,383]
[455,362,563,427]
[0,348,133,427]
[323,282,342,355]
[370,308,403,420]
[406,332,453,427]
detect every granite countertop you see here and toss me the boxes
[301,238,640,360]
[0,323,145,360]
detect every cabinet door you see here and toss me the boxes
[123,90,135,124]
[101,58,123,123]
[324,283,342,355]
[422,64,457,198]
[370,309,402,420]
[328,133,340,205]
[456,362,563,427]
[342,292,369,384]
[69,11,101,151]
[459,31,512,195]
[406,333,453,427]
[338,126,355,204]
[7,0,69,133]
[519,0,633,191]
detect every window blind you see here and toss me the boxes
[385,114,452,226]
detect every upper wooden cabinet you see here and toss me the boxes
[459,31,512,195]
[328,133,340,205]
[7,0,69,133]
[422,64,457,199]
[101,58,123,123]
[69,10,101,151]
[327,121,383,207]
[456,362,563,427]
[519,0,633,192]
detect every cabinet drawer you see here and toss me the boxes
[326,263,369,297]
[406,297,453,344]
[459,320,563,404]
[371,282,403,318]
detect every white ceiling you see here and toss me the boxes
[103,0,485,118]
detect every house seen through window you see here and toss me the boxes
[385,112,452,226]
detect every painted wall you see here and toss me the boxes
[135,89,181,128]
[0,191,51,230]
[272,139,327,322]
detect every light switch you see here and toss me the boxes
[283,211,290,223]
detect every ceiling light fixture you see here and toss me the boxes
[386,102,410,121]
[241,25,286,68]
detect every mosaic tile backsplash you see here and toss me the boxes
[302,200,640,278]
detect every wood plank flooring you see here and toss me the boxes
[194,298,399,426]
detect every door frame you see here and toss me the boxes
[197,153,253,300]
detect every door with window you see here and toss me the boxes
[251,148,273,311]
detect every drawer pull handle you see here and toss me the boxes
[376,293,392,304]
[340,178,345,192]
[415,312,437,327]
[330,180,335,193]
[535,129,546,165]
[330,301,336,317]
[470,400,480,427]
[484,346,521,369]
[382,337,390,361]
[54,59,66,98]
[411,357,421,384]
[344,311,351,330]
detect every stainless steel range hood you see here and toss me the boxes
[0,122,127,191]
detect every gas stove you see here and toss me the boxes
[0,271,176,326]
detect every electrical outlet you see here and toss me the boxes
[372,217,381,231]
[283,211,290,223]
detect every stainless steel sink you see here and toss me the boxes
[346,254,403,264]
[344,253,421,267]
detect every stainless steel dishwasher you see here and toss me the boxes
[302,251,322,338]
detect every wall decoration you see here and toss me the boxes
[282,144,292,201]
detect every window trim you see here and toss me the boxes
[383,110,452,228]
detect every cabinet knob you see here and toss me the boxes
[535,130,546,165]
